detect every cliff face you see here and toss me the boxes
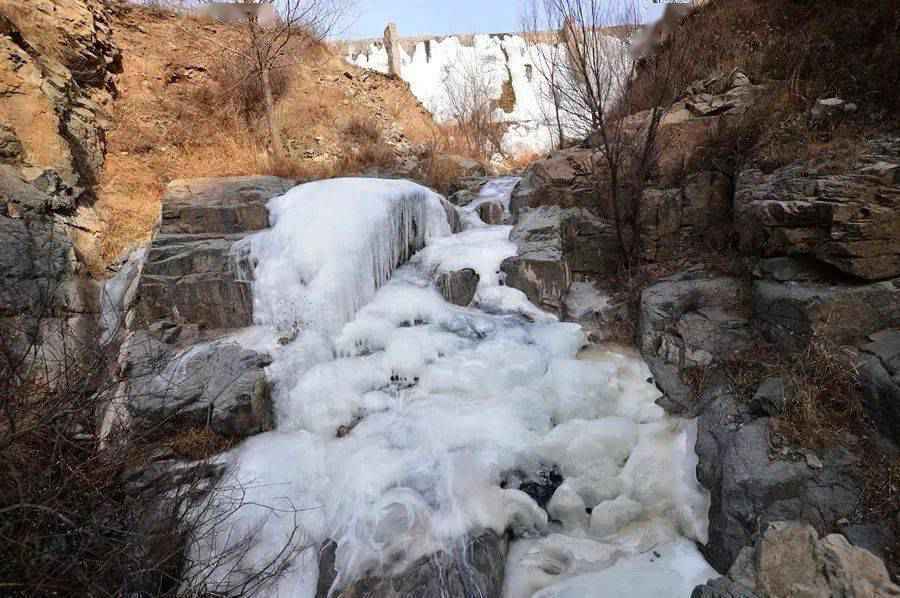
[1,0,121,366]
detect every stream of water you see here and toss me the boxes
[199,177,715,597]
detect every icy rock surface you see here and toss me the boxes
[198,178,714,597]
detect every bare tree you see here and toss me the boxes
[194,0,350,158]
[524,0,686,266]
[441,54,506,161]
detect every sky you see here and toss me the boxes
[341,0,670,39]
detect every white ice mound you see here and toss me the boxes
[198,177,712,597]
[245,177,451,336]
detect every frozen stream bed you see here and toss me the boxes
[198,178,715,597]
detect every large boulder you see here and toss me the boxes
[735,136,900,281]
[752,277,900,350]
[121,332,273,439]
[857,329,900,444]
[639,273,754,370]
[726,521,900,598]
[696,391,861,573]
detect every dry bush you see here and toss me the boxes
[630,0,900,114]
[0,245,302,596]
[342,115,382,144]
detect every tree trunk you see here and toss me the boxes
[261,65,284,158]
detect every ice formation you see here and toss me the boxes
[346,33,628,155]
[197,178,714,597]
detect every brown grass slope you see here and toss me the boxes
[95,3,437,265]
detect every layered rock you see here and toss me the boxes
[133,177,293,331]
[735,137,900,281]
[724,522,900,598]
[436,268,479,307]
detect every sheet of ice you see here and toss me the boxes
[196,177,711,597]
[346,34,630,155]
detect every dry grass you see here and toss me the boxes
[94,4,440,267]
[633,0,900,114]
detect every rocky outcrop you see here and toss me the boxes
[724,521,900,598]
[857,329,900,444]
[735,137,900,281]
[639,273,754,370]
[500,207,573,315]
[696,391,861,573]
[111,177,294,443]
[752,277,900,350]
[509,149,594,217]
[317,532,506,598]
[120,331,273,439]
[134,177,294,331]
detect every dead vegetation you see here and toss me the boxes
[94,3,440,267]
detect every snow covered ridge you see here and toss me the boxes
[198,178,714,597]
[344,33,629,156]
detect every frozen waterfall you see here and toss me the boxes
[199,178,715,597]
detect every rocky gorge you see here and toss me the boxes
[2,1,899,597]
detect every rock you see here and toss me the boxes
[811,97,858,126]
[134,177,295,330]
[478,200,504,225]
[436,268,479,307]
[691,577,760,598]
[752,278,900,350]
[160,176,293,235]
[324,531,506,598]
[135,235,253,330]
[123,333,273,439]
[509,148,594,217]
[448,189,477,207]
[439,196,462,233]
[500,207,572,315]
[857,329,900,444]
[727,521,900,597]
[844,523,895,562]
[433,154,487,180]
[639,273,754,370]
[752,256,835,283]
[696,392,861,572]
[735,137,900,281]
[0,123,23,164]
[563,280,628,342]
[749,377,787,416]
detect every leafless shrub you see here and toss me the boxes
[0,225,303,596]
[441,56,507,161]
[525,0,688,267]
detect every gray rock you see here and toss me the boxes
[160,176,294,235]
[1,165,72,215]
[696,392,861,572]
[436,268,479,307]
[844,523,895,561]
[752,278,900,350]
[135,236,253,330]
[691,577,759,598]
[639,274,754,370]
[0,123,23,164]
[478,200,504,225]
[752,256,835,283]
[749,377,787,416]
[323,531,506,598]
[439,196,462,233]
[501,207,572,315]
[857,329,900,444]
[123,333,273,439]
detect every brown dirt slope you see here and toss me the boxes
[95,3,437,265]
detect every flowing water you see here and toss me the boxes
[199,177,715,596]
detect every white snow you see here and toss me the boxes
[195,177,713,597]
